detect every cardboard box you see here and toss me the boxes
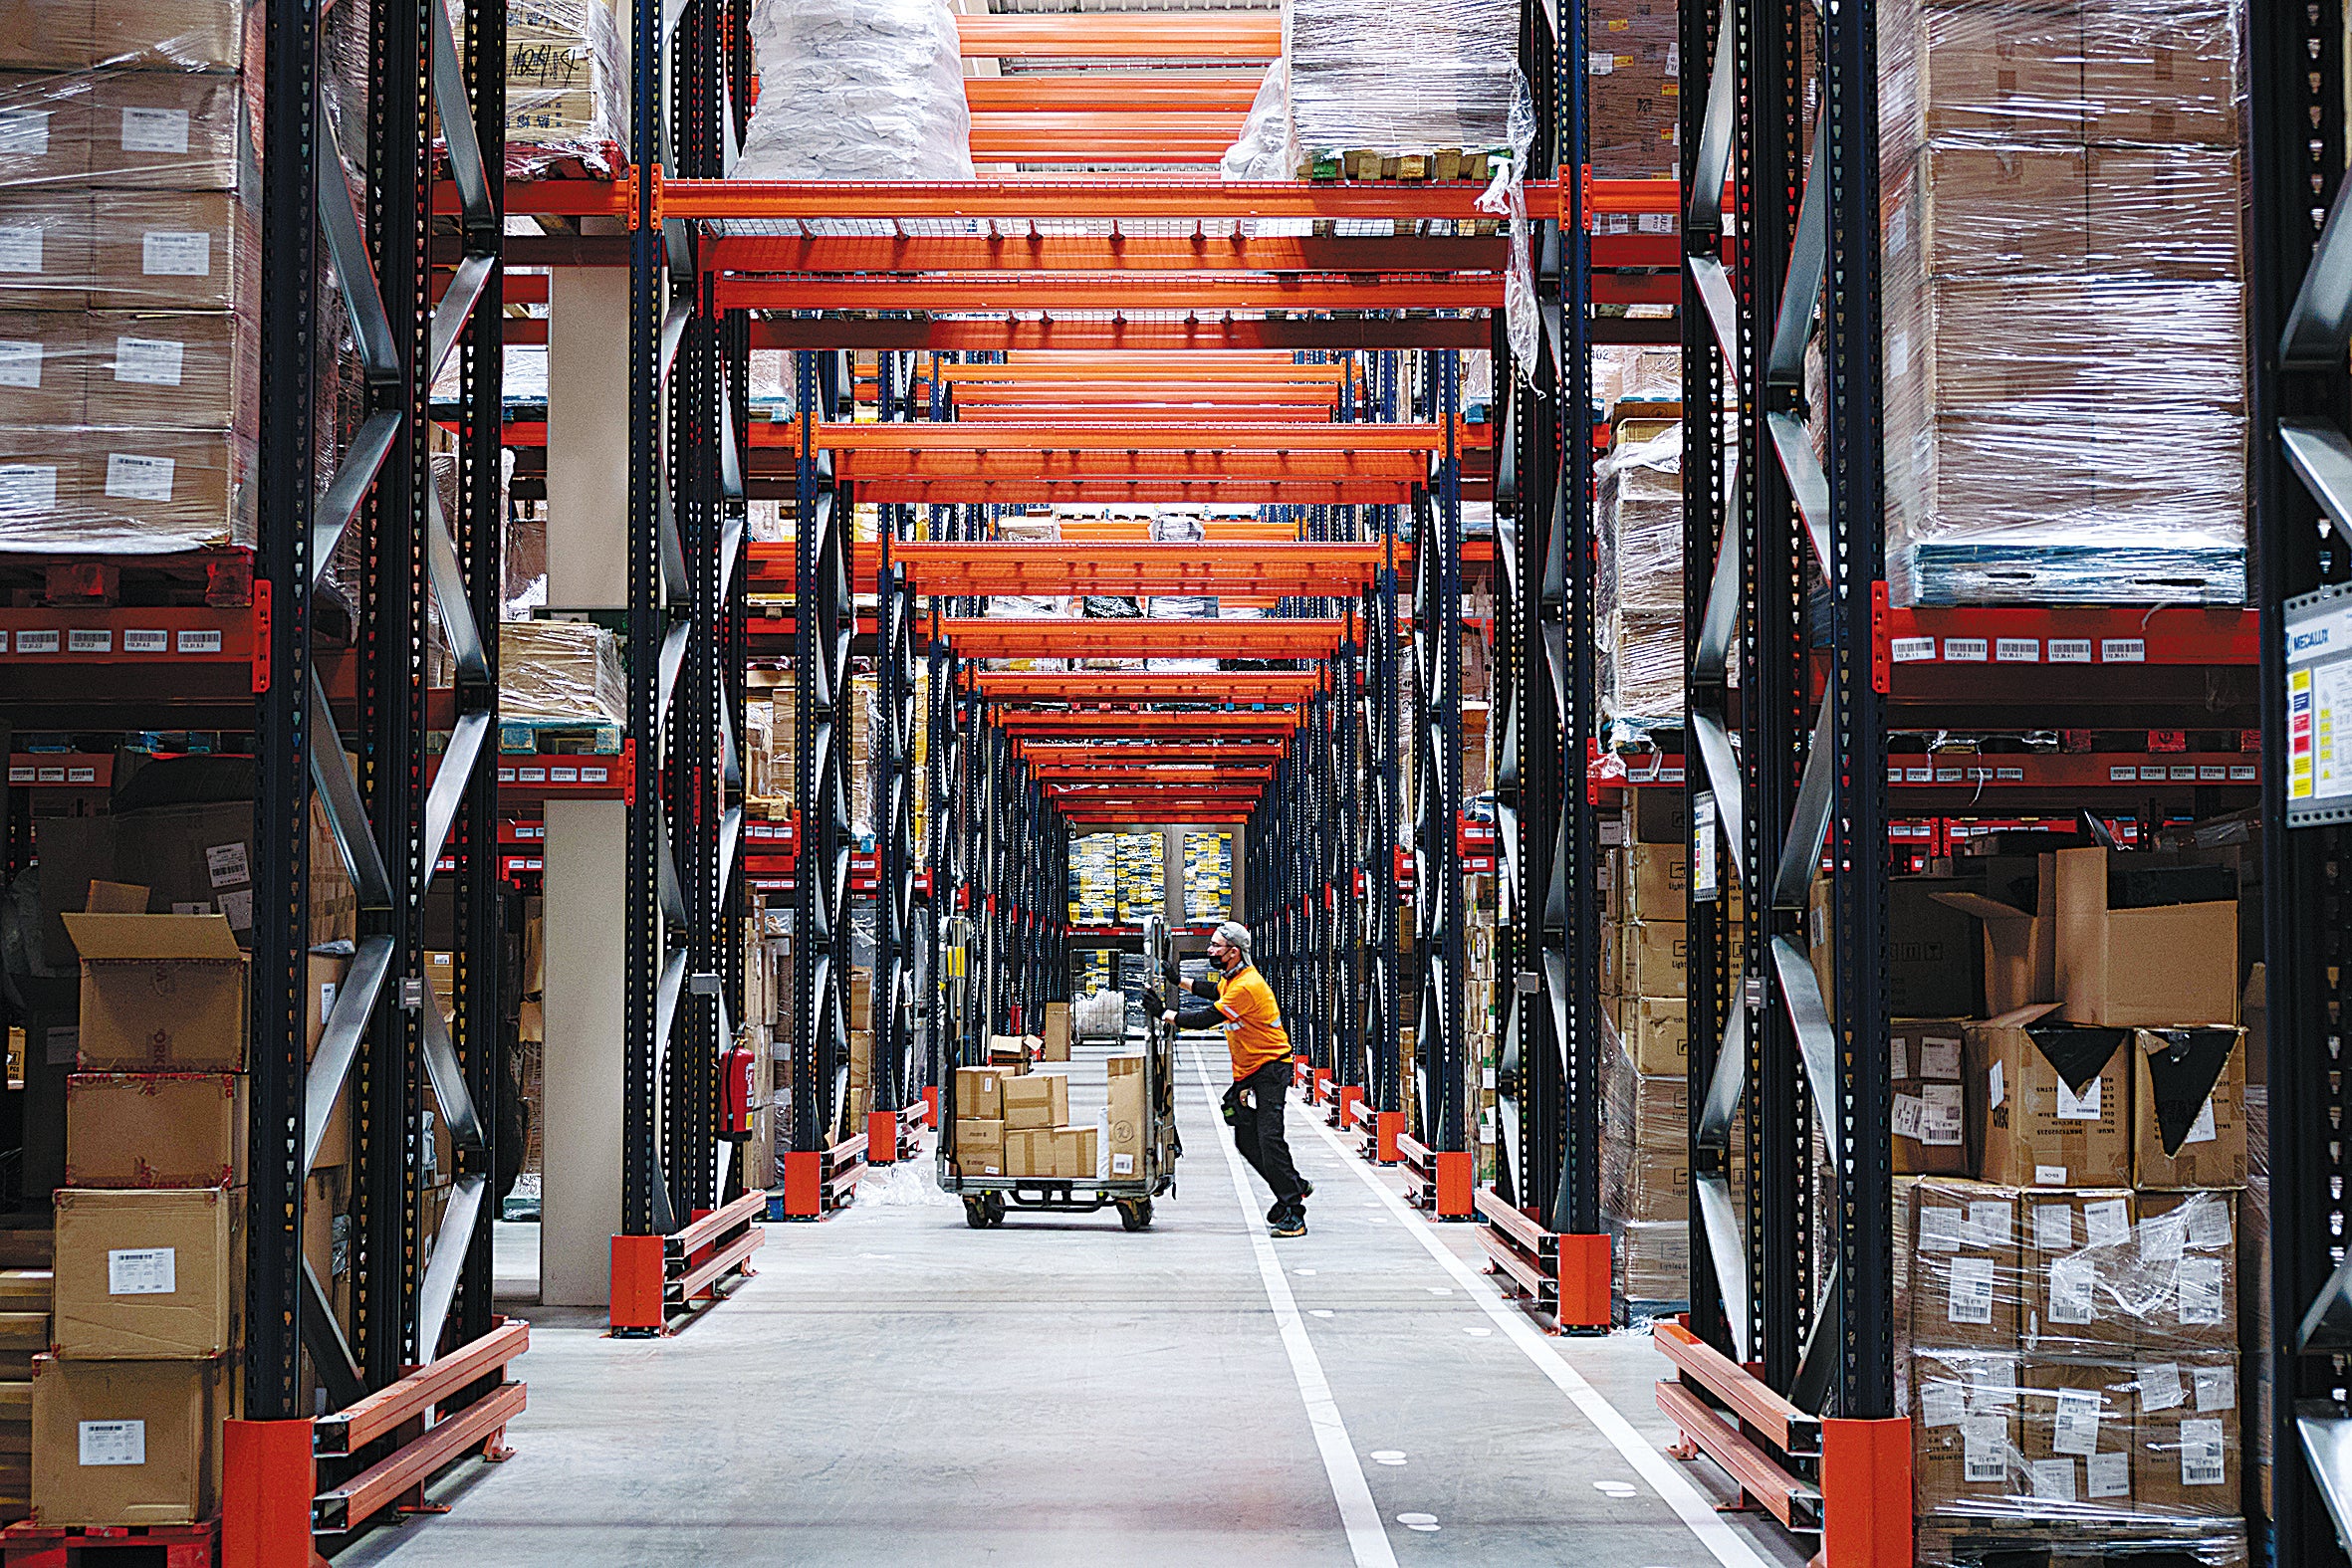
[1609,920,1686,1000]
[1889,0,2086,147]
[1930,852,2055,1015]
[1616,997,1687,1076]
[2135,1191,2236,1356]
[1912,1349,2022,1516]
[1885,143,2089,276]
[1040,1002,1070,1063]
[0,191,93,307]
[85,881,147,915]
[1001,1074,1068,1131]
[2086,146,2242,281]
[1807,875,1989,1019]
[1966,1005,2132,1189]
[84,311,258,437]
[953,1119,1005,1180]
[62,913,246,1072]
[2132,1026,2245,1189]
[89,0,255,71]
[953,1065,1013,1122]
[54,1187,238,1359]
[2131,1352,2240,1516]
[1002,1128,1051,1178]
[1609,844,1687,923]
[985,1034,1037,1069]
[85,70,245,190]
[1892,1019,1970,1176]
[64,1074,244,1189]
[1908,1179,2019,1353]
[0,73,89,187]
[2020,1188,2136,1355]
[1106,1055,1146,1180]
[2019,1357,2136,1509]
[88,189,259,313]
[2054,846,2238,1028]
[0,310,87,426]
[2080,0,2238,145]
[1052,1126,1098,1180]
[69,426,253,553]
[30,1354,224,1526]
[0,0,98,69]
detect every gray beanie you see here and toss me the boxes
[1214,921,1253,961]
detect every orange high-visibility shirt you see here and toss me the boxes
[1215,963,1292,1080]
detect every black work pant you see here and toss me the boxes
[1232,1058,1307,1211]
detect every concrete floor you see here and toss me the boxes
[340,1041,1806,1568]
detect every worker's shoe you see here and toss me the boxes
[1266,1182,1314,1225]
[1271,1212,1308,1238]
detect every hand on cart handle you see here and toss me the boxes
[1162,957,1184,993]
[1143,987,1173,1021]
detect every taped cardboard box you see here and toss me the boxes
[1929,852,2055,1014]
[2021,1188,2137,1356]
[954,1119,1004,1179]
[1606,919,1685,1000]
[2133,1190,2236,1357]
[64,1074,244,1190]
[86,71,248,190]
[1615,997,1686,1076]
[1892,1018,1970,1176]
[1040,1001,1070,1063]
[1606,843,1687,924]
[2019,1357,2138,1512]
[1913,1348,2022,1516]
[62,913,245,1072]
[2054,846,2238,1028]
[0,311,88,426]
[2130,1352,2240,1518]
[0,192,92,308]
[85,311,259,437]
[1053,1126,1097,1179]
[1912,1522,2249,1567]
[1106,1054,1146,1179]
[0,0,99,69]
[1001,1073,1068,1131]
[53,1186,239,1359]
[90,0,257,71]
[29,1353,224,1526]
[1966,1005,2131,1189]
[1908,1177,2020,1354]
[953,1065,1017,1122]
[2132,1026,2245,1189]
[1002,1128,1050,1178]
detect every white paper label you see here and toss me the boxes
[0,225,42,273]
[2102,638,2148,664]
[2084,1198,2131,1246]
[2028,1457,2076,1503]
[1919,1206,1962,1252]
[2194,1363,2236,1413]
[1920,1379,1966,1429]
[216,886,252,931]
[69,628,109,654]
[1920,1084,1964,1145]
[115,336,186,386]
[1970,1358,2019,1406]
[2033,1205,2073,1252]
[2176,1257,2225,1325]
[1967,1201,2011,1249]
[0,464,57,513]
[120,106,191,154]
[2053,1388,2102,1456]
[1997,638,2041,664]
[106,452,175,501]
[2086,1451,2131,1499]
[1890,1036,1910,1081]
[2049,1255,2097,1324]
[2055,1074,2103,1121]
[177,628,222,654]
[79,1420,145,1466]
[2140,1361,2185,1413]
[108,1246,176,1296]
[1920,1038,1962,1080]
[1944,637,1990,663]
[206,841,249,888]
[2182,1096,2218,1145]
[1891,635,1938,663]
[1893,1093,1923,1141]
[2180,1419,2226,1485]
[320,981,338,1024]
[141,230,211,276]
[0,338,41,387]
[1110,1152,1135,1176]
[2189,1199,2234,1250]
[1948,1256,1996,1324]
[2142,1212,2189,1265]
[123,628,167,654]
[1962,1415,2007,1483]
[2050,637,2094,663]
[1989,1060,2005,1110]
[171,900,209,915]
[2035,1164,2069,1186]
[0,109,50,156]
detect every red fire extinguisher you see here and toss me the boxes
[718,1043,756,1142]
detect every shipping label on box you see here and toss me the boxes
[1912,1348,2023,1515]
[31,1354,226,1528]
[2132,1026,2245,1189]
[2020,1188,2136,1356]
[1966,1005,2131,1188]
[2133,1190,2236,1357]
[2019,1357,2137,1510]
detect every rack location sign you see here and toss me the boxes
[2285,583,2352,824]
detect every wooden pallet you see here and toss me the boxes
[497,717,623,755]
[0,1519,218,1566]
[0,551,253,610]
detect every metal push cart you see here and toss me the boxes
[939,918,1182,1231]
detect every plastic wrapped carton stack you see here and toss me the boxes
[1116,832,1164,925]
[499,619,626,741]
[734,0,973,183]
[1597,785,1693,1314]
[1277,0,1525,179]
[504,0,626,176]
[1596,421,1684,725]
[1183,830,1233,922]
[1068,835,1118,926]
[1879,0,2246,604]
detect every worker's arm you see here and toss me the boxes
[1163,958,1220,1002]
[1144,988,1223,1031]
[1186,975,1221,1002]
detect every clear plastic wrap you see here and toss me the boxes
[736,0,972,181]
[500,618,625,728]
[1901,1179,2249,1536]
[1595,421,1683,721]
[1879,0,2247,606]
[1598,1027,1686,1227]
[1283,0,1528,170]
[504,0,625,178]
[1607,1217,1686,1313]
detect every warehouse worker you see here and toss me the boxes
[1146,922,1313,1236]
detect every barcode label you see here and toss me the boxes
[2102,638,2147,663]
[14,629,58,654]
[2140,1361,2185,1413]
[2086,1451,2130,1499]
[2177,1257,2225,1324]
[2048,1255,2096,1324]
[79,1420,145,1466]
[177,628,222,654]
[123,628,168,654]
[1948,1256,1995,1324]
[2048,638,2093,663]
[1996,638,2040,662]
[108,1246,175,1296]
[2028,1457,2075,1503]
[2053,1389,2102,1456]
[1890,636,1937,663]
[68,629,111,654]
[1943,637,1989,662]
[2194,1363,2236,1413]
[2180,1419,2226,1485]
[1962,1415,2006,1482]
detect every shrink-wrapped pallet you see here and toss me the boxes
[501,619,626,728]
[505,0,626,177]
[736,0,972,181]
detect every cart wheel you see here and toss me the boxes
[984,1193,1008,1227]
[1120,1200,1153,1232]
[964,1198,990,1230]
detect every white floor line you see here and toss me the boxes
[1302,1113,1773,1568]
[1187,1047,1400,1568]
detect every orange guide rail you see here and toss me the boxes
[1038,766,1274,782]
[996,711,1302,735]
[662,176,1561,221]
[941,615,1347,659]
[707,235,1506,275]
[960,75,1265,112]
[938,357,1353,383]
[1018,744,1287,764]
[973,671,1326,701]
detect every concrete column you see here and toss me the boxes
[545,265,631,608]
[1162,825,1183,927]
[538,798,628,1306]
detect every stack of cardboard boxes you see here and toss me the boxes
[1891,843,2249,1558]
[952,1055,1146,1183]
[1596,417,1684,724]
[1588,0,1679,180]
[0,0,296,555]
[1878,0,2246,606]
[1182,830,1232,923]
[505,0,625,171]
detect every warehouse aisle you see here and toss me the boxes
[341,1042,1800,1568]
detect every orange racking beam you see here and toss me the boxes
[996,712,1301,736]
[939,355,1351,383]
[660,176,1562,223]
[1017,744,1287,764]
[1037,766,1274,782]
[954,12,1280,58]
[952,404,1335,425]
[961,75,1264,113]
[889,542,1396,597]
[743,318,1492,352]
[943,615,1347,659]
[843,477,1414,504]
[706,235,1504,275]
[713,273,1502,313]
[951,384,1340,406]
[972,671,1326,702]
[968,116,1243,162]
[799,418,1459,453]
